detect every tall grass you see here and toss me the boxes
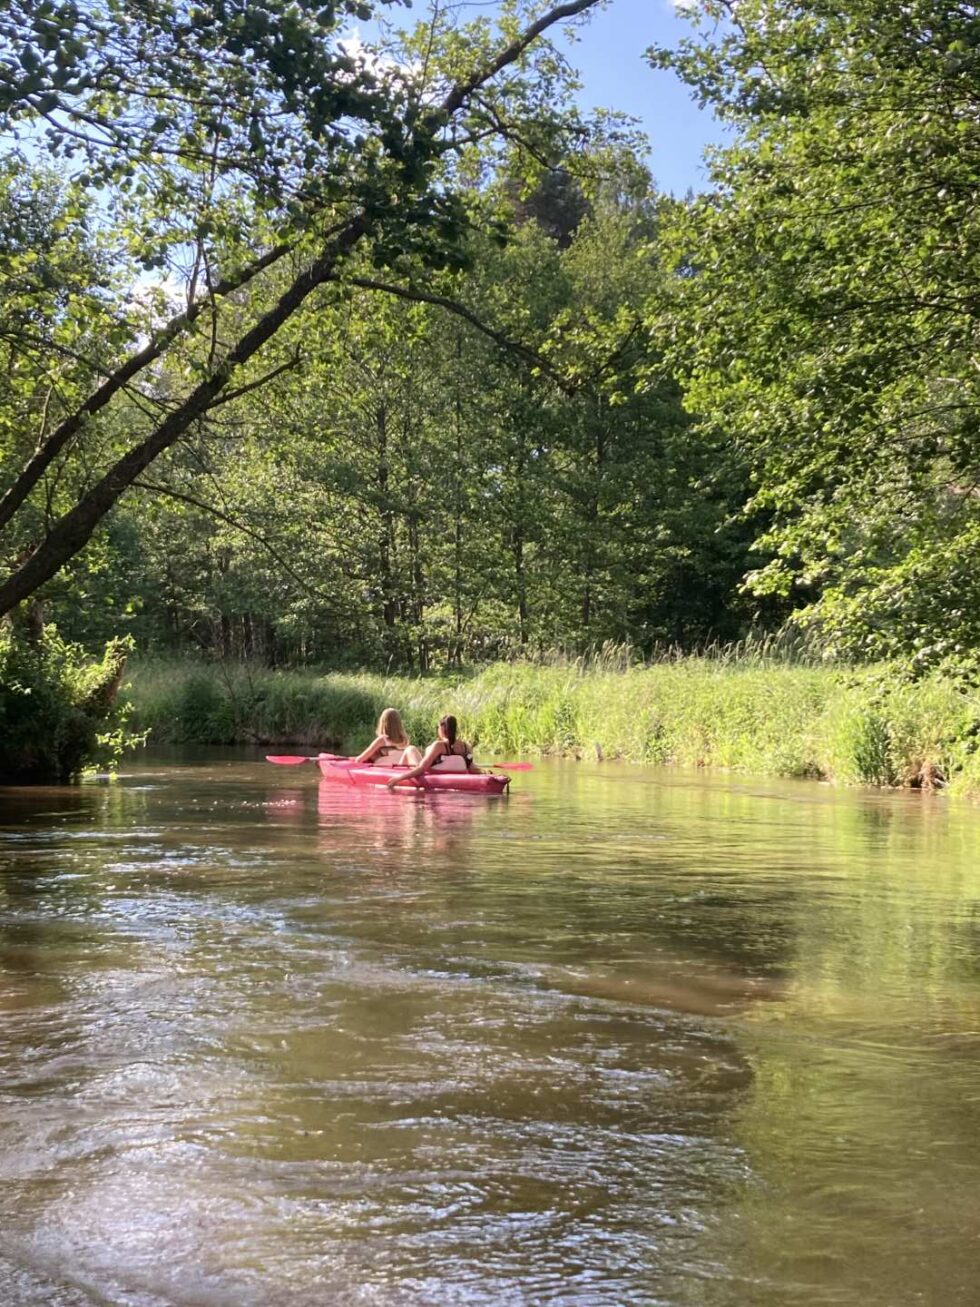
[122,653,980,796]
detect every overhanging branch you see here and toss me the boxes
[438,0,601,118]
[0,239,294,537]
[0,0,604,616]
[342,275,576,395]
[133,478,341,611]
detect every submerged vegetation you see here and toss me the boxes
[124,651,980,799]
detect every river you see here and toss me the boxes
[1,753,979,1305]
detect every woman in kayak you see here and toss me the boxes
[355,707,412,765]
[386,714,478,788]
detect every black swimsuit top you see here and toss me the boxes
[434,740,473,769]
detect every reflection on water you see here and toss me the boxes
[2,755,980,1305]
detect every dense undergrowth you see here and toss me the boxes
[122,651,980,798]
[0,627,135,782]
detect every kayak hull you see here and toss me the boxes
[317,756,509,795]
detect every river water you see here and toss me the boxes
[1,753,979,1306]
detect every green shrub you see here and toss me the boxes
[123,653,980,798]
[174,674,236,744]
[0,625,135,782]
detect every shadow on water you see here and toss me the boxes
[1,753,979,1304]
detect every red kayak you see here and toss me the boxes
[317,755,510,795]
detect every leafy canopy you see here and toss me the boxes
[650,0,980,665]
[0,0,603,617]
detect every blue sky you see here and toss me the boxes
[363,1,725,196]
[555,0,726,195]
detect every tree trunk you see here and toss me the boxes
[580,400,606,633]
[514,526,529,646]
[452,329,464,666]
[376,401,398,629]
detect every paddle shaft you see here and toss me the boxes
[266,754,531,771]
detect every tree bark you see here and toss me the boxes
[376,400,398,629]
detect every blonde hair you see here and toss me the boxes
[377,707,408,747]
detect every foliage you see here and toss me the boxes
[45,162,763,667]
[0,624,137,781]
[0,0,604,617]
[124,650,980,796]
[8,0,978,742]
[0,159,126,552]
[0,0,783,688]
[649,0,980,665]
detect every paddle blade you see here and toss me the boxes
[489,762,534,771]
[265,755,316,765]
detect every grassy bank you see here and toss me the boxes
[122,654,980,797]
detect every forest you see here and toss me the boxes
[0,0,978,779]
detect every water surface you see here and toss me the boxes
[2,754,979,1305]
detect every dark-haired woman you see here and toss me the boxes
[386,714,477,789]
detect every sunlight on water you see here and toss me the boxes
[2,755,980,1304]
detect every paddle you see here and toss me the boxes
[266,754,532,771]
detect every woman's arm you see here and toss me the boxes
[355,735,386,764]
[387,741,442,788]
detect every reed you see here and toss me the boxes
[123,654,980,796]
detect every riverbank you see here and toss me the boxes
[122,656,980,797]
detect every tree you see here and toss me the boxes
[47,147,764,668]
[0,0,603,616]
[649,0,980,664]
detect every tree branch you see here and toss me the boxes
[438,0,601,118]
[132,478,341,611]
[204,353,302,410]
[0,216,369,617]
[0,0,602,614]
[342,275,576,395]
[0,239,294,537]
